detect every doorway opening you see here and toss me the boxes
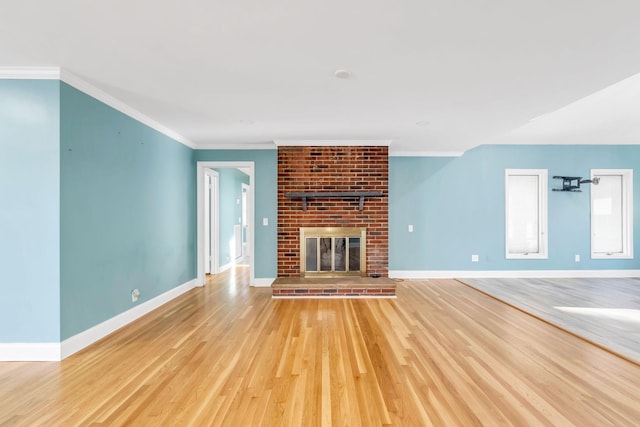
[240,182,250,264]
[197,161,255,286]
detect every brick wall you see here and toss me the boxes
[277,146,388,277]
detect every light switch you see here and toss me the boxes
[408,225,414,232]
[263,218,269,226]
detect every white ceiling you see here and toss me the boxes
[2,0,640,154]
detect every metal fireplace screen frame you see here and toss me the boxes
[300,227,367,277]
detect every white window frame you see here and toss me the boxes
[505,169,548,259]
[591,169,633,259]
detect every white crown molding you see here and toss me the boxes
[197,142,277,150]
[60,278,196,360]
[389,150,463,157]
[274,139,392,147]
[1,67,195,149]
[389,270,640,279]
[0,66,61,79]
[59,69,196,149]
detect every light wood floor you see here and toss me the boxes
[1,268,640,426]
[461,277,640,364]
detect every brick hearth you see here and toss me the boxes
[272,277,396,299]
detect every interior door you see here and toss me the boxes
[241,183,249,260]
[204,169,219,274]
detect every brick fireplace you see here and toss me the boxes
[277,145,389,278]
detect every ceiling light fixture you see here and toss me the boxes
[334,69,351,79]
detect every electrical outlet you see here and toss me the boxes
[575,254,580,262]
[471,254,479,262]
[131,289,140,303]
[408,224,414,232]
[263,217,269,226]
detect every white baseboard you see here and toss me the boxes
[389,270,640,279]
[253,277,275,287]
[219,262,232,273]
[0,343,61,362]
[1,279,197,361]
[59,278,197,360]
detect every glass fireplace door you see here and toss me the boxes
[301,227,366,277]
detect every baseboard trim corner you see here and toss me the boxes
[60,278,196,360]
[253,277,275,287]
[0,343,61,362]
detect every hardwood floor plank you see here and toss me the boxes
[2,269,640,425]
[460,277,640,364]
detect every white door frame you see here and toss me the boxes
[197,161,255,286]
[241,182,250,259]
[204,169,219,274]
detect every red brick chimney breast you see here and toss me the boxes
[277,146,389,277]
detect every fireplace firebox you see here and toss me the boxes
[300,227,366,277]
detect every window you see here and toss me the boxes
[591,169,633,259]
[505,169,548,259]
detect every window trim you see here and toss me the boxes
[590,169,633,259]
[505,169,548,259]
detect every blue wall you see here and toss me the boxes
[214,168,250,266]
[60,83,196,340]
[0,80,61,342]
[194,150,278,279]
[389,145,640,271]
[3,79,637,347]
